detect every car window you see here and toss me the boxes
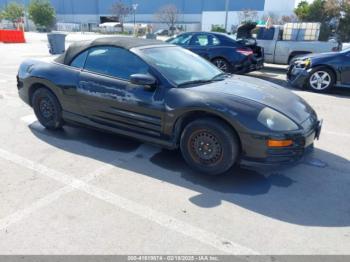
[257,27,275,40]
[190,34,221,46]
[167,34,192,45]
[212,36,221,45]
[191,35,209,46]
[84,46,149,80]
[70,50,88,68]
[141,46,222,86]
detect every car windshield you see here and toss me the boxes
[140,46,224,86]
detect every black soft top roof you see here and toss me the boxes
[55,36,166,65]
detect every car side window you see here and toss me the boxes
[257,28,275,40]
[191,34,209,46]
[212,36,221,46]
[70,50,88,68]
[168,34,192,45]
[84,46,149,80]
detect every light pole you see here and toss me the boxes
[224,0,229,32]
[132,3,138,35]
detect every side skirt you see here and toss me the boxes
[62,111,177,150]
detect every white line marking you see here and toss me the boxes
[323,131,350,138]
[0,147,258,254]
[0,158,121,232]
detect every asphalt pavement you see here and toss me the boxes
[0,33,349,255]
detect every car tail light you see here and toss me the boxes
[237,49,253,56]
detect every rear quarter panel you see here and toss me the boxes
[18,59,81,114]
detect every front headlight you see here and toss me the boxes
[258,107,299,131]
[295,58,312,68]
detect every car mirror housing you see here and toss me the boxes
[130,74,156,87]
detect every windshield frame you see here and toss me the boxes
[133,45,224,88]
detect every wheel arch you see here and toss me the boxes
[288,51,312,64]
[211,56,229,63]
[173,110,242,152]
[28,80,61,107]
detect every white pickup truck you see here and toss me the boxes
[249,24,342,65]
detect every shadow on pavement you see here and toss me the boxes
[30,123,350,227]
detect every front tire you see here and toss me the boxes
[307,67,335,93]
[32,87,64,130]
[180,118,239,175]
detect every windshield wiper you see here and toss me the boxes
[211,73,228,81]
[177,79,213,87]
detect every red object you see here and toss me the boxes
[237,48,254,56]
[0,30,26,43]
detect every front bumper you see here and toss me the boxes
[239,119,322,167]
[287,65,311,88]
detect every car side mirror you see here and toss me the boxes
[130,74,156,87]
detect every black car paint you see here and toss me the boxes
[288,49,350,89]
[18,43,319,165]
[167,32,264,73]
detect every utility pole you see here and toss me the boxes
[132,3,138,35]
[224,0,229,32]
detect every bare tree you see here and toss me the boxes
[237,9,258,24]
[280,15,298,24]
[155,4,179,35]
[111,0,132,32]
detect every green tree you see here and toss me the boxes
[337,1,350,42]
[28,0,55,31]
[295,0,350,41]
[294,1,310,21]
[0,2,24,27]
[294,0,332,40]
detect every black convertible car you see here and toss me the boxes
[288,48,350,93]
[166,32,264,73]
[18,37,321,175]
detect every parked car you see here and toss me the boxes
[166,32,264,74]
[17,37,321,175]
[154,29,169,36]
[287,48,350,93]
[240,23,341,65]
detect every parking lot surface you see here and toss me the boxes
[0,33,349,255]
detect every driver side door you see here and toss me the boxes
[77,46,165,138]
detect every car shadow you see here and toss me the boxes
[29,123,350,227]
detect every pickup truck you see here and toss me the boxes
[237,23,341,65]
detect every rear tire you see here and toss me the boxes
[212,58,230,73]
[180,118,239,175]
[307,67,335,93]
[32,87,64,130]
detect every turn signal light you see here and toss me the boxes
[267,139,293,147]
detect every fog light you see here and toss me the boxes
[267,139,293,147]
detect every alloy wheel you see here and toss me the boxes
[309,71,332,90]
[214,59,228,72]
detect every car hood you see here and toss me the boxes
[298,52,337,60]
[190,75,315,124]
